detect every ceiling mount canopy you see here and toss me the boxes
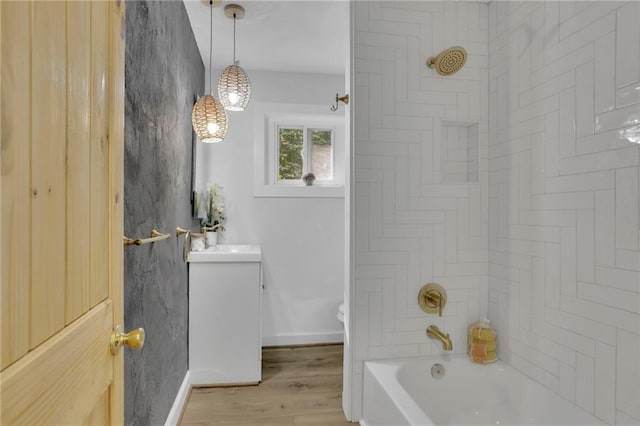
[218,3,252,112]
[200,0,222,7]
[192,0,228,143]
[224,3,245,19]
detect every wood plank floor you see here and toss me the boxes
[180,344,352,426]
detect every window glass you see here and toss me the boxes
[278,127,303,180]
[309,129,333,180]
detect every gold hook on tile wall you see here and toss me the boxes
[123,229,171,246]
[330,93,349,111]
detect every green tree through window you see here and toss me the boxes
[278,128,303,179]
[277,126,334,181]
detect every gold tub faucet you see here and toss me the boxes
[426,325,453,351]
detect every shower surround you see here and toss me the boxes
[351,1,640,424]
[488,2,639,424]
[351,0,490,418]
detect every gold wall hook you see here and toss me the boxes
[330,93,349,111]
[123,236,136,246]
[149,229,166,238]
[176,227,190,237]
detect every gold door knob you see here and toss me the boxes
[110,325,145,355]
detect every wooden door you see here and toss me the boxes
[1,0,125,423]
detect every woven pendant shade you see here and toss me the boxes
[218,63,251,111]
[192,94,228,143]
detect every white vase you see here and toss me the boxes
[206,231,217,248]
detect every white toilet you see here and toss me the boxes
[337,303,345,324]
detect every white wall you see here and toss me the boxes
[350,1,489,419]
[488,2,640,425]
[196,70,346,345]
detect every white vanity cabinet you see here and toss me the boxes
[188,245,262,385]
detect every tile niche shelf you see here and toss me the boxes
[439,120,480,184]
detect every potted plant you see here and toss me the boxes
[196,183,227,247]
[302,172,316,186]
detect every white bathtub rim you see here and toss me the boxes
[364,359,435,426]
[362,354,605,426]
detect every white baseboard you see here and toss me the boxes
[262,330,344,347]
[164,371,192,426]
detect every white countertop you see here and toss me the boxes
[188,244,262,263]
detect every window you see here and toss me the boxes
[253,102,345,198]
[277,126,334,182]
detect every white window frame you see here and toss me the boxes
[254,102,345,198]
[275,123,335,184]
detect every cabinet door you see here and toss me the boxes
[189,263,261,385]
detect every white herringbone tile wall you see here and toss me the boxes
[352,1,489,418]
[488,2,640,425]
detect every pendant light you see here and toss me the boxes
[192,0,228,143]
[218,4,251,112]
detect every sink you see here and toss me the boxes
[188,244,261,263]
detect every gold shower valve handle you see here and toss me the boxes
[426,290,443,316]
[110,325,145,355]
[418,283,447,316]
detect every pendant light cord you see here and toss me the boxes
[233,13,237,63]
[209,0,213,94]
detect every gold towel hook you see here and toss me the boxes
[330,93,349,111]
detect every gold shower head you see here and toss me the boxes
[427,46,467,76]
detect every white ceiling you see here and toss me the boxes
[183,0,349,76]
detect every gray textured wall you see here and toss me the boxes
[124,1,202,424]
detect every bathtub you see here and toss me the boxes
[361,355,604,426]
